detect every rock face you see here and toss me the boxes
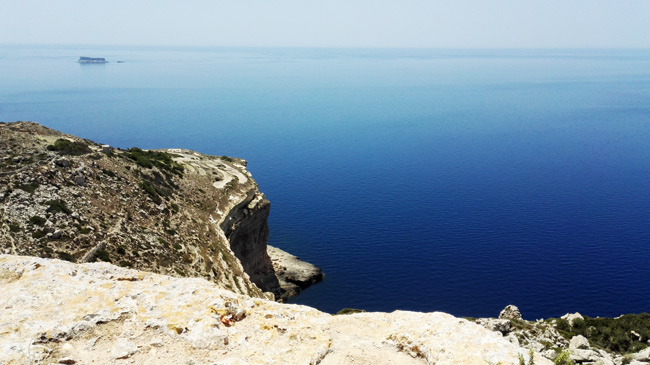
[0,121,320,301]
[0,255,551,365]
[268,245,324,301]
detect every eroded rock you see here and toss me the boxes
[0,255,551,365]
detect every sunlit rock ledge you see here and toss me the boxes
[0,255,550,364]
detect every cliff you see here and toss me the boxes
[0,255,551,364]
[0,121,321,301]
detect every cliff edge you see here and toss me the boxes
[0,121,321,301]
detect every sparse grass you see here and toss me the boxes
[17,181,39,194]
[553,350,574,365]
[101,168,116,177]
[336,308,367,315]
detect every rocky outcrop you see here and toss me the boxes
[268,245,324,301]
[0,121,320,302]
[0,255,551,364]
[499,304,523,321]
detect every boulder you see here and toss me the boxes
[561,312,584,325]
[55,158,71,168]
[476,318,512,335]
[633,347,650,361]
[570,335,591,350]
[499,305,523,321]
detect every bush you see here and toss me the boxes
[9,222,21,232]
[56,251,75,262]
[17,181,39,194]
[336,308,366,315]
[29,216,46,226]
[31,230,46,239]
[554,313,650,354]
[96,249,111,262]
[45,199,71,214]
[140,180,162,204]
[47,138,91,155]
[124,148,184,176]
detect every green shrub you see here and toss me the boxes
[31,230,46,239]
[17,181,39,194]
[47,138,91,155]
[9,222,21,232]
[29,216,46,226]
[96,249,111,262]
[56,251,75,262]
[554,313,650,354]
[117,246,126,255]
[554,350,574,365]
[140,180,162,204]
[101,168,116,177]
[119,260,133,268]
[45,199,71,214]
[124,148,184,176]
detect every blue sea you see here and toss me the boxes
[2,45,650,319]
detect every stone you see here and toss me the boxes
[499,305,523,321]
[570,335,591,350]
[633,347,650,361]
[476,318,512,335]
[561,312,584,325]
[73,175,85,186]
[52,230,63,239]
[55,158,71,168]
[0,255,552,365]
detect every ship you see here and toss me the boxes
[78,57,108,64]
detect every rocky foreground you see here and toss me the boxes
[0,255,550,365]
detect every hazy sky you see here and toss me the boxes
[1,0,648,48]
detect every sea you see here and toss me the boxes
[1,45,649,319]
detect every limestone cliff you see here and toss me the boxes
[0,121,320,300]
[0,255,551,364]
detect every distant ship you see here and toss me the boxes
[78,57,108,64]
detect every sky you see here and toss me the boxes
[1,0,649,48]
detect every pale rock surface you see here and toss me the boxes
[570,335,591,350]
[634,347,650,361]
[499,305,523,321]
[0,255,552,365]
[475,318,512,335]
[561,312,584,325]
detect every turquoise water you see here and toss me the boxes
[2,45,650,318]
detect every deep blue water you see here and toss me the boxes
[2,45,650,319]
